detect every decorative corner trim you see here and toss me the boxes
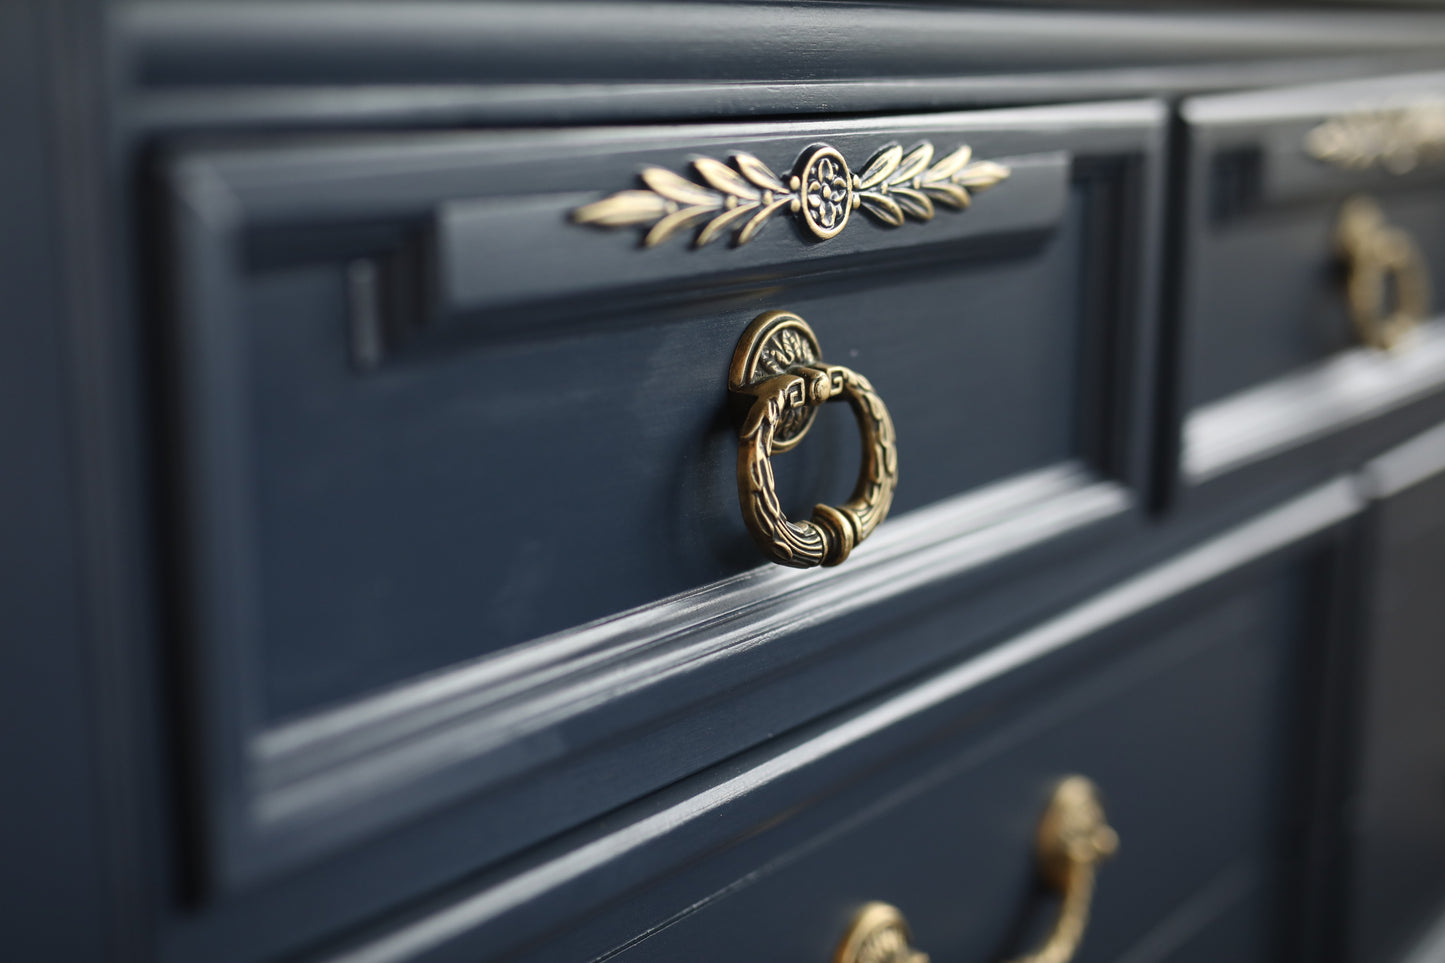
[571,141,1010,248]
[1305,100,1445,174]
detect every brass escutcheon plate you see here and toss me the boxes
[729,310,823,453]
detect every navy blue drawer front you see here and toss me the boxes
[601,560,1308,963]
[18,2,1445,963]
[306,479,1363,963]
[158,99,1164,907]
[1176,72,1445,496]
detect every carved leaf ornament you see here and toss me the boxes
[572,141,1011,248]
[1305,100,1445,174]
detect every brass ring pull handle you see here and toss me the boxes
[730,311,898,568]
[1336,196,1432,351]
[832,777,1117,963]
[1006,777,1119,963]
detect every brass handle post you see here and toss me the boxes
[1336,196,1431,351]
[730,311,898,569]
[834,902,930,963]
[832,777,1115,963]
[1007,776,1118,963]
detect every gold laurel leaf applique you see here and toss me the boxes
[572,140,1010,248]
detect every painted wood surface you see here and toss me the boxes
[1348,427,1445,963]
[1170,72,1445,513]
[311,480,1363,963]
[0,2,115,959]
[158,102,1163,892]
[8,4,1445,962]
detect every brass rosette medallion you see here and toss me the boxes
[572,140,1010,248]
[798,145,853,238]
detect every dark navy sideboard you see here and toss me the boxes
[5,3,1445,962]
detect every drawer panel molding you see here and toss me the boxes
[1361,419,1445,498]
[122,3,1445,131]
[254,465,1127,866]
[158,101,1165,897]
[313,477,1362,963]
[1184,321,1445,483]
[1172,70,1445,503]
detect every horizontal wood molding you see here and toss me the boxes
[1362,419,1445,498]
[128,57,1445,133]
[250,463,1129,869]
[125,4,1445,88]
[317,477,1362,963]
[119,3,1445,133]
[1184,320,1445,483]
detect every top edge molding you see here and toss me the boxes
[121,3,1445,89]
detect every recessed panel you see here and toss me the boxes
[159,101,1162,891]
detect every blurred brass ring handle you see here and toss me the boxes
[1006,777,1119,963]
[1336,196,1431,351]
[730,311,898,569]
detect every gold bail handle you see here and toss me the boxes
[832,776,1116,963]
[1007,776,1119,963]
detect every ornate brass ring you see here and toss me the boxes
[1336,196,1432,351]
[730,311,898,569]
